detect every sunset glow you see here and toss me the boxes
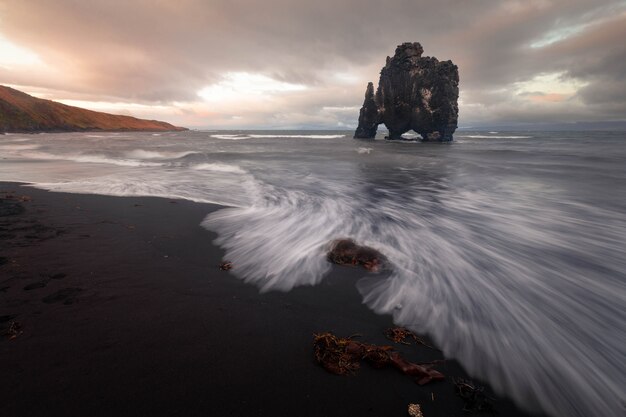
[197,72,307,103]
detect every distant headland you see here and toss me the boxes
[0,85,187,133]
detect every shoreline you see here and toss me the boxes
[1,128,188,134]
[0,182,544,417]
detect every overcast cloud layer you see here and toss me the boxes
[0,0,625,128]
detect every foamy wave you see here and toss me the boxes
[400,133,420,139]
[210,134,345,140]
[31,178,207,204]
[124,149,198,159]
[192,163,246,174]
[249,134,345,139]
[210,134,252,140]
[31,169,256,208]
[19,151,163,167]
[203,180,626,417]
[357,147,372,154]
[72,154,164,167]
[0,144,40,150]
[461,135,532,139]
[386,139,419,144]
[203,191,341,292]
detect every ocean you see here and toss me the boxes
[1,130,624,417]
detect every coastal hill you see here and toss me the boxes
[0,85,186,133]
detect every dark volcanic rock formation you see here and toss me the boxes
[0,85,187,133]
[327,238,387,272]
[353,82,379,139]
[354,42,459,141]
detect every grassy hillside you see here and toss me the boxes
[0,86,187,133]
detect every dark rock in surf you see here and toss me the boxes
[327,239,387,272]
[354,82,379,139]
[354,42,459,141]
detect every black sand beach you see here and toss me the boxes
[0,182,544,417]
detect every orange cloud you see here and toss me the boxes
[527,93,570,103]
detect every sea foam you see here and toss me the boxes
[192,163,247,174]
[461,135,532,139]
[124,149,199,159]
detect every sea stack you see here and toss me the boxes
[354,42,459,141]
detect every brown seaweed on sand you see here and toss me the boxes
[219,261,233,271]
[407,403,424,417]
[5,321,23,340]
[453,378,495,413]
[385,327,420,345]
[385,327,437,350]
[313,332,444,385]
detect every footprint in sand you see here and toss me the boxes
[23,281,48,291]
[0,314,17,323]
[42,288,82,305]
[23,273,67,290]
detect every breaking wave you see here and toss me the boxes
[248,134,345,139]
[192,163,247,174]
[124,149,199,159]
[210,133,345,140]
[210,134,252,140]
[31,163,254,208]
[202,175,625,417]
[460,135,533,139]
[19,151,164,167]
[0,144,41,150]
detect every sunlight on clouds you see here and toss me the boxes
[57,100,172,112]
[0,36,42,68]
[197,72,307,103]
[530,3,626,48]
[53,99,181,120]
[331,72,360,84]
[514,72,588,98]
[322,106,360,112]
[526,93,570,103]
[530,24,588,48]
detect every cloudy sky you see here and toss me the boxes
[1,0,625,129]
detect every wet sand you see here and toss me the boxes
[0,182,544,417]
